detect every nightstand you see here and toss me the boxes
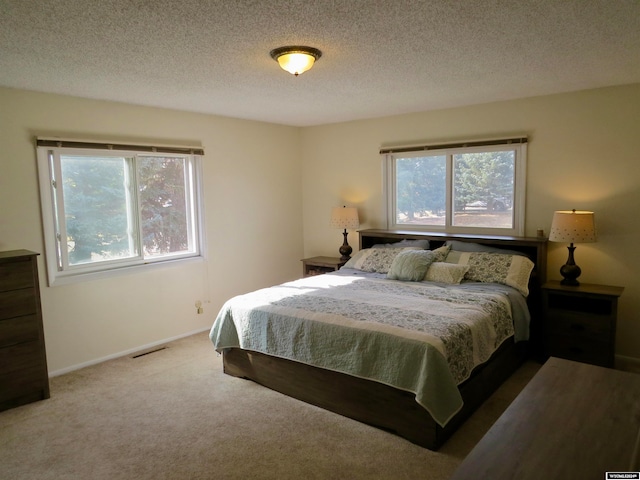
[541,281,624,368]
[301,256,346,277]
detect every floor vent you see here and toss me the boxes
[132,346,168,359]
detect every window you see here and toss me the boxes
[36,139,204,285]
[382,138,527,236]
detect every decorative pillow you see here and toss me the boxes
[387,250,436,281]
[423,262,469,285]
[345,247,422,273]
[342,249,371,269]
[373,239,430,249]
[445,251,534,296]
[431,244,451,262]
[443,250,463,264]
[343,247,420,273]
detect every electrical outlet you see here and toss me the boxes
[195,300,203,314]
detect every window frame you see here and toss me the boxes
[36,141,205,286]
[382,140,527,236]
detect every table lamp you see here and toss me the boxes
[330,206,360,261]
[548,209,596,286]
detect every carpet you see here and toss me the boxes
[0,332,539,479]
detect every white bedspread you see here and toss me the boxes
[210,272,518,427]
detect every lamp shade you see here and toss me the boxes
[330,206,360,230]
[548,210,596,243]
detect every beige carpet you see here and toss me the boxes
[0,332,540,479]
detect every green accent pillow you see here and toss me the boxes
[386,249,436,281]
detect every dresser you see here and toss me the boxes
[0,250,49,411]
[450,357,640,479]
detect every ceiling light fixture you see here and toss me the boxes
[270,46,322,76]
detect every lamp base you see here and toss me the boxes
[338,229,352,262]
[559,244,581,286]
[559,274,580,287]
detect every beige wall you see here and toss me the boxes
[2,83,639,372]
[0,87,303,373]
[301,84,640,360]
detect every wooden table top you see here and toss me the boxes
[450,357,640,479]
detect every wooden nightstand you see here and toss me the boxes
[301,256,346,277]
[541,281,624,368]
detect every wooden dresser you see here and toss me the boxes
[0,250,49,411]
[450,357,640,479]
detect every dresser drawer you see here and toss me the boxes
[0,345,47,404]
[545,290,616,316]
[0,340,44,374]
[0,374,47,405]
[546,311,611,340]
[0,315,40,348]
[548,335,611,366]
[0,288,38,320]
[0,259,34,292]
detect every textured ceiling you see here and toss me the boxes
[1,0,639,127]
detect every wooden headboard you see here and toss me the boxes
[359,229,547,280]
[358,228,548,354]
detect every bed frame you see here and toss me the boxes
[222,229,548,449]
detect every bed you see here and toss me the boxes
[210,229,547,449]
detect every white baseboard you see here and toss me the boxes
[49,327,211,377]
[616,354,640,374]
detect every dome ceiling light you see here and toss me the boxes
[269,46,322,76]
